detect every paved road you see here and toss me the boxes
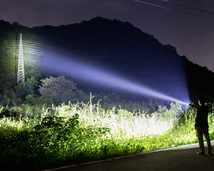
[45,142,214,171]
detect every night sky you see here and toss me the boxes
[1,0,214,72]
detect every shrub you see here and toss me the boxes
[14,82,25,99]
[25,77,38,95]
[25,94,35,105]
[0,102,213,170]
[39,76,77,105]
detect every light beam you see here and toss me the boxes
[41,52,190,105]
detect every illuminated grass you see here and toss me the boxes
[0,102,213,170]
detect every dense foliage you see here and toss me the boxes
[0,102,213,170]
[39,76,77,105]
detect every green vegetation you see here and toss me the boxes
[1,18,214,171]
[0,100,213,170]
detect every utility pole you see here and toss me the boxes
[17,34,25,84]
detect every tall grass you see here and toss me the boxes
[0,100,213,170]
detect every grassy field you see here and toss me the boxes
[0,100,214,170]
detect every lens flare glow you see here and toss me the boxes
[41,52,189,105]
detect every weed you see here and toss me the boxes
[0,101,213,170]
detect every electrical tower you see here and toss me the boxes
[17,34,25,83]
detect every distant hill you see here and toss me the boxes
[1,17,214,103]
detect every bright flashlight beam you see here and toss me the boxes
[41,52,190,105]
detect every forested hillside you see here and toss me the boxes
[1,17,214,107]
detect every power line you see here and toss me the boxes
[134,0,214,21]
[187,0,214,7]
[134,0,169,9]
[161,0,214,15]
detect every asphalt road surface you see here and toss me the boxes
[44,141,214,171]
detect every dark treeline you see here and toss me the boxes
[1,17,214,108]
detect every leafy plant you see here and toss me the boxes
[39,76,77,105]
[0,101,213,170]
